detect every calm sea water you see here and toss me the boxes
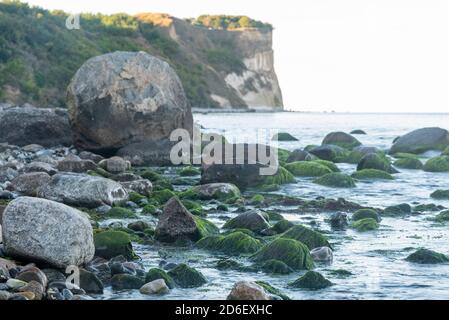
[106,112,449,300]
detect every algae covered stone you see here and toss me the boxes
[405,248,449,264]
[430,190,449,200]
[145,268,175,289]
[351,169,394,180]
[223,210,270,233]
[352,209,380,222]
[251,238,314,270]
[313,173,356,188]
[261,259,293,275]
[281,225,331,250]
[423,156,449,172]
[289,271,333,290]
[382,203,412,217]
[357,153,397,174]
[393,158,423,170]
[272,132,298,141]
[168,264,207,288]
[322,132,361,149]
[434,210,449,223]
[351,218,379,232]
[197,231,263,256]
[94,231,136,260]
[284,161,332,177]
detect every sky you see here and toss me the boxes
[23,0,449,113]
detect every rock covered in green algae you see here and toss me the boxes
[94,231,137,260]
[286,149,315,163]
[322,131,361,149]
[351,218,379,232]
[145,268,175,289]
[104,207,138,219]
[178,166,201,176]
[261,259,294,275]
[111,274,145,290]
[350,129,366,135]
[289,271,333,290]
[262,166,295,186]
[352,209,381,222]
[272,132,298,141]
[284,161,332,177]
[382,203,412,216]
[431,190,449,200]
[313,173,356,188]
[150,189,176,205]
[268,219,294,234]
[393,158,423,170]
[351,169,394,180]
[312,160,340,172]
[423,156,449,172]
[249,194,265,205]
[281,225,331,250]
[223,210,270,233]
[357,153,398,174]
[182,183,241,202]
[414,203,444,213]
[255,281,291,300]
[433,210,449,223]
[251,238,314,271]
[345,146,382,164]
[406,248,449,264]
[197,231,263,256]
[309,145,349,163]
[168,264,207,288]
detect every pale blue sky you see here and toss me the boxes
[24,0,449,112]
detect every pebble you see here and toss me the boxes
[6,278,27,290]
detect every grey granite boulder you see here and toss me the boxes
[67,51,193,153]
[390,127,449,154]
[37,173,128,208]
[2,197,94,268]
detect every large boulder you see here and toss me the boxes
[37,173,128,208]
[0,105,72,147]
[2,197,94,268]
[390,127,449,154]
[67,51,193,153]
[309,145,348,163]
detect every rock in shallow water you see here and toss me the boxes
[2,197,94,268]
[37,173,128,208]
[390,127,449,154]
[227,281,270,300]
[139,279,170,295]
[67,51,193,153]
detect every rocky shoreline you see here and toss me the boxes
[1,51,449,301]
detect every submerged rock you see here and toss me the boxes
[329,212,348,229]
[313,173,356,188]
[322,132,361,149]
[352,209,381,222]
[357,153,398,174]
[261,259,294,275]
[168,264,207,288]
[197,231,263,256]
[145,268,175,289]
[351,169,394,180]
[0,106,72,147]
[431,190,449,200]
[382,203,412,217]
[2,197,94,268]
[351,218,379,232]
[345,146,382,164]
[67,51,192,153]
[423,156,449,172]
[406,249,449,264]
[223,210,270,233]
[394,158,423,170]
[309,145,348,163]
[281,225,331,250]
[251,238,314,271]
[350,129,366,135]
[284,161,332,177]
[289,271,333,290]
[227,281,270,300]
[37,173,128,208]
[390,127,449,154]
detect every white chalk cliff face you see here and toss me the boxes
[154,17,284,110]
[221,31,283,110]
